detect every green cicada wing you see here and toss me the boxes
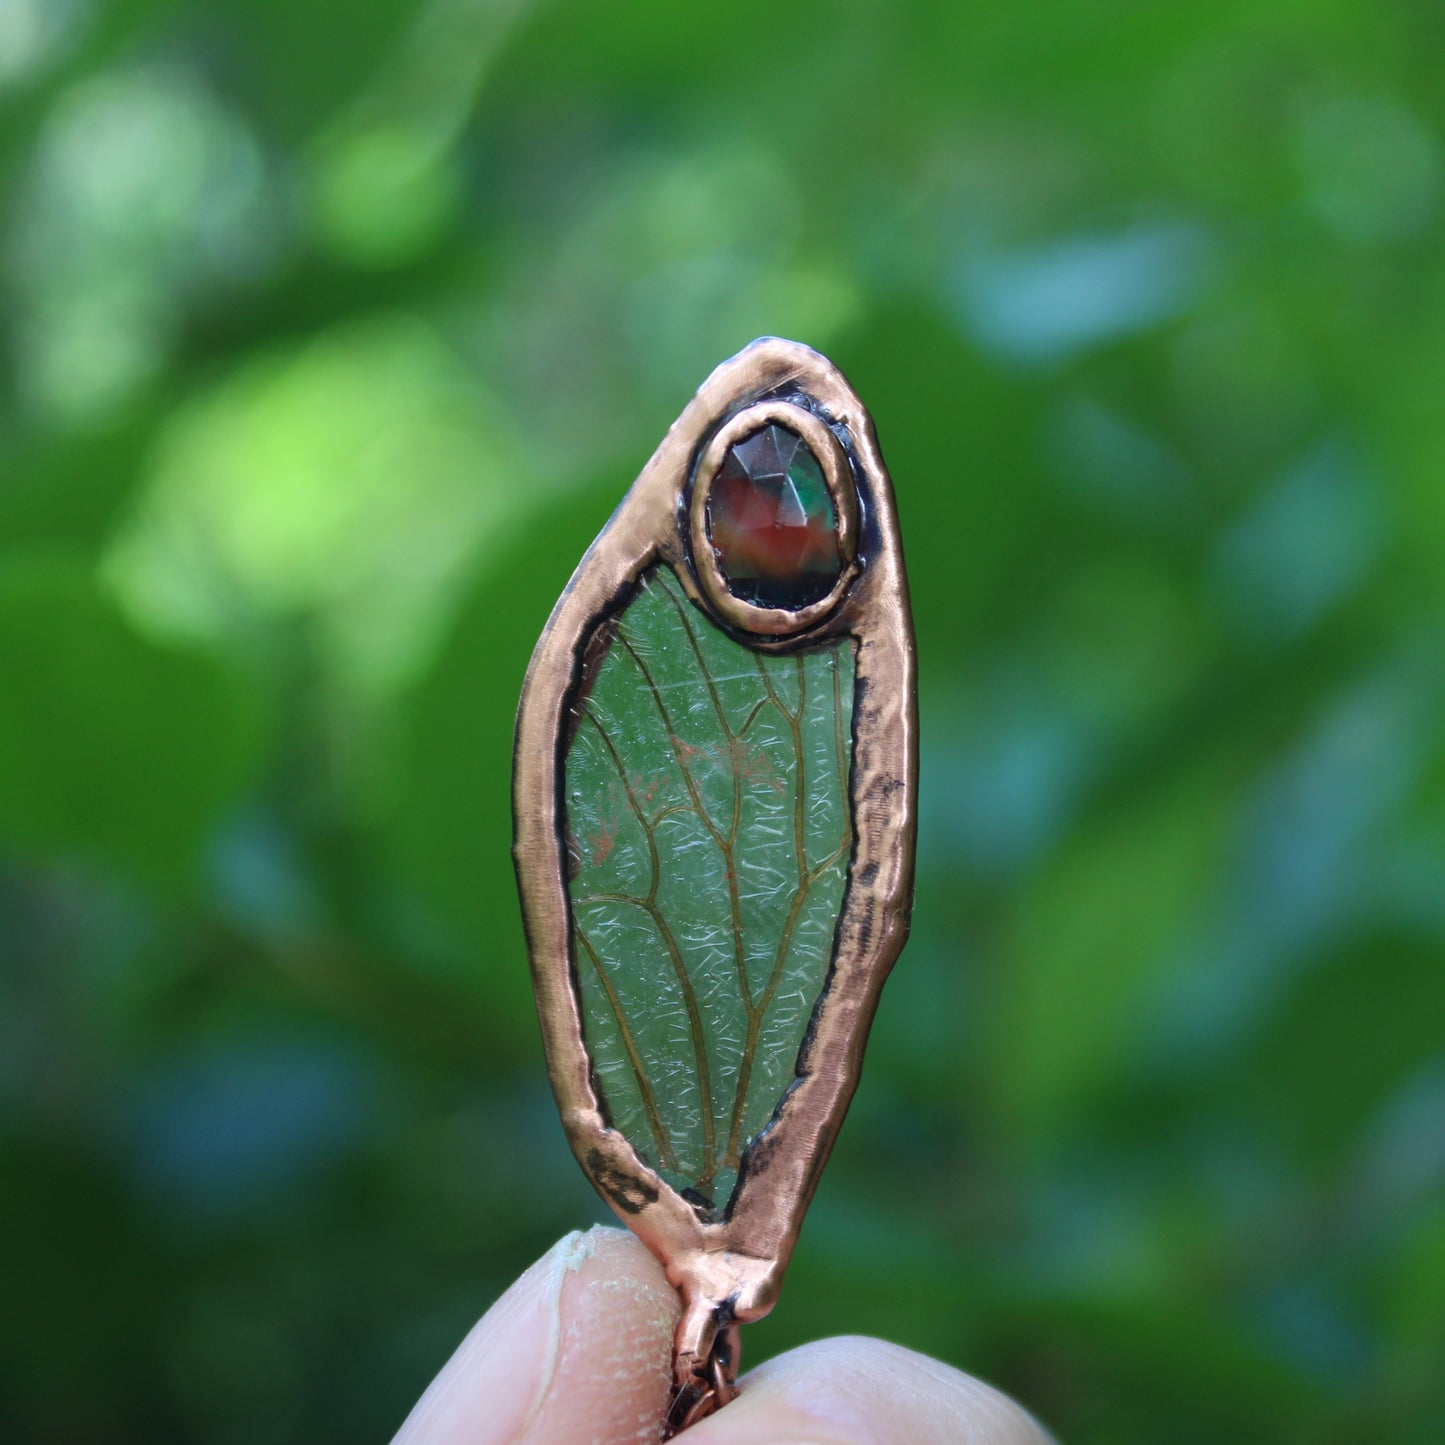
[565,567,853,1216]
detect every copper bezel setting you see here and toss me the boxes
[686,398,860,637]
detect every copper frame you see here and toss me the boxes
[512,337,917,1432]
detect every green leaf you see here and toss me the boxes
[0,557,264,883]
[564,567,853,1213]
[990,761,1236,1148]
[226,0,419,142]
[385,474,620,1046]
[1228,931,1445,1171]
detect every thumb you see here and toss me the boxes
[687,1336,1054,1445]
[392,1225,680,1445]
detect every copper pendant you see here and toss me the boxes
[512,338,917,1434]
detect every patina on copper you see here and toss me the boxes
[512,338,917,1435]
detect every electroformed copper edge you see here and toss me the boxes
[512,337,917,1431]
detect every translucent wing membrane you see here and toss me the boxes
[564,567,854,1216]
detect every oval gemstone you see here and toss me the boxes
[705,423,843,610]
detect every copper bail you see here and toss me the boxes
[663,1309,740,1438]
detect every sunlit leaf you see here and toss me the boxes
[0,556,263,881]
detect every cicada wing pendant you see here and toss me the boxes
[512,338,916,1428]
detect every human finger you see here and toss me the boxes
[686,1334,1054,1445]
[391,1225,679,1445]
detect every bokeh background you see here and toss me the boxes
[3,2,1444,1441]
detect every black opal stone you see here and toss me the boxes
[706,424,843,610]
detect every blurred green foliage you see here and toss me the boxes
[2,1,1443,1441]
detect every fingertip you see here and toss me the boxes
[527,1225,679,1441]
[391,1225,681,1445]
[687,1335,1053,1445]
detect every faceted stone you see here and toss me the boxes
[706,423,843,610]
